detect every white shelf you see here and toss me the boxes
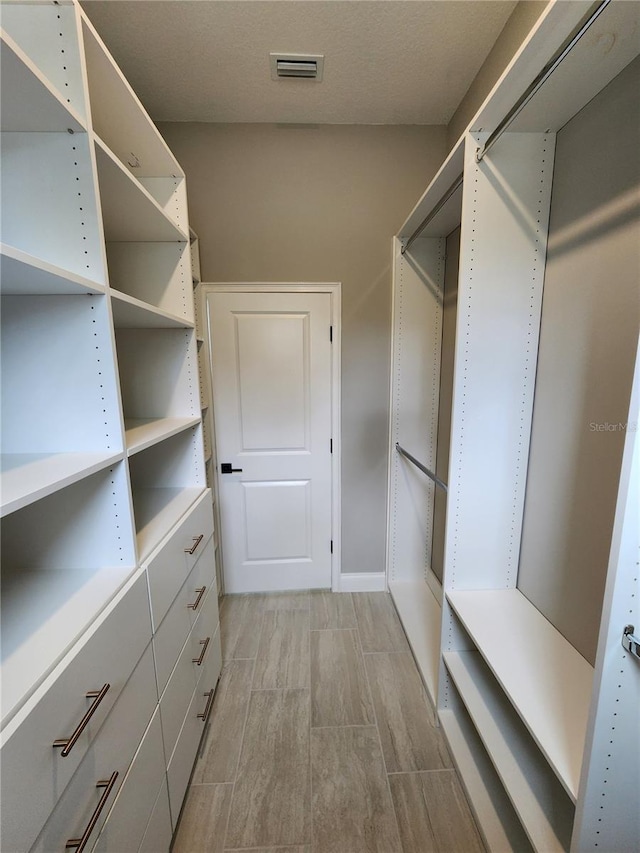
[0,452,123,518]
[1,565,133,727]
[133,487,204,561]
[446,589,594,802]
[0,244,105,296]
[111,290,193,329]
[388,579,441,705]
[125,417,202,457]
[444,651,574,852]
[94,138,188,242]
[439,707,534,853]
[0,32,86,133]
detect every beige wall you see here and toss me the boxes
[446,0,549,150]
[159,122,447,576]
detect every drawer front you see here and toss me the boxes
[153,537,217,696]
[91,708,165,853]
[190,587,221,686]
[145,490,214,630]
[138,779,172,853]
[30,643,158,853]
[166,687,205,828]
[159,633,198,763]
[0,570,152,853]
[193,624,222,724]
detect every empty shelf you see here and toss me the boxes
[0,244,106,295]
[111,290,193,329]
[125,417,202,457]
[1,452,123,517]
[446,588,594,802]
[133,487,204,561]
[388,579,441,705]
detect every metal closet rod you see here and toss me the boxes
[396,443,448,492]
[401,173,463,255]
[476,0,612,163]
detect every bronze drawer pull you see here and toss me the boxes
[185,534,204,555]
[188,586,206,611]
[197,689,215,721]
[53,684,111,757]
[65,771,118,851]
[192,637,210,666]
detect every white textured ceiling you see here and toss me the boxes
[81,0,518,125]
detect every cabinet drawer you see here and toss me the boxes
[91,708,165,853]
[145,490,214,630]
[0,570,152,853]
[30,643,158,853]
[159,633,198,763]
[166,685,205,828]
[153,537,217,696]
[190,586,221,686]
[138,779,172,853]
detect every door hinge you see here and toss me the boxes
[330,540,333,554]
[330,439,333,454]
[330,325,333,342]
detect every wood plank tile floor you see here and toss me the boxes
[173,591,485,853]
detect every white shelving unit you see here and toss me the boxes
[1,4,217,852]
[388,2,640,850]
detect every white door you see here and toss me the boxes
[207,290,334,593]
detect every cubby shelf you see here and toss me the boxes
[0,244,106,296]
[125,417,202,457]
[443,650,574,852]
[95,138,188,242]
[0,451,123,518]
[133,487,204,562]
[111,290,193,329]
[0,32,86,133]
[446,589,594,802]
[388,580,441,704]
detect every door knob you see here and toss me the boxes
[221,463,243,474]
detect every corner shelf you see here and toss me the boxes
[125,417,202,457]
[0,244,105,296]
[111,290,193,329]
[0,451,123,518]
[446,588,594,802]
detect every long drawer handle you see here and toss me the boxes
[192,637,210,666]
[65,771,118,851]
[197,689,215,721]
[185,534,204,555]
[53,684,111,757]
[188,586,206,611]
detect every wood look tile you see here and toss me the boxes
[192,659,253,784]
[311,727,402,853]
[220,595,265,660]
[226,689,311,849]
[310,591,357,629]
[172,783,233,853]
[352,592,410,653]
[310,630,374,727]
[260,591,310,610]
[252,610,310,689]
[365,653,451,772]
[389,771,485,853]
[225,848,310,852]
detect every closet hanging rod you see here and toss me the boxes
[401,173,463,255]
[396,443,448,492]
[476,0,612,163]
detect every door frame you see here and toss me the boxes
[202,282,342,592]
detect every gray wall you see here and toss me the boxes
[517,57,640,664]
[159,122,447,575]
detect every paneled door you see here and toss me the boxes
[207,290,334,592]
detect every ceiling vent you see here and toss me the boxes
[270,53,324,82]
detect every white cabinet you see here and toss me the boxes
[388,2,639,850]
[1,2,218,849]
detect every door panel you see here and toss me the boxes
[208,291,332,593]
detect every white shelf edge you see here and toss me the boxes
[444,650,574,853]
[0,243,106,295]
[125,417,201,457]
[446,588,594,802]
[439,708,534,853]
[133,486,205,562]
[0,29,87,133]
[94,136,189,242]
[388,579,441,705]
[0,451,124,518]
[110,289,194,329]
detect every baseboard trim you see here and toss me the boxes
[338,572,387,592]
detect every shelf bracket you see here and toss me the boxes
[622,625,640,661]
